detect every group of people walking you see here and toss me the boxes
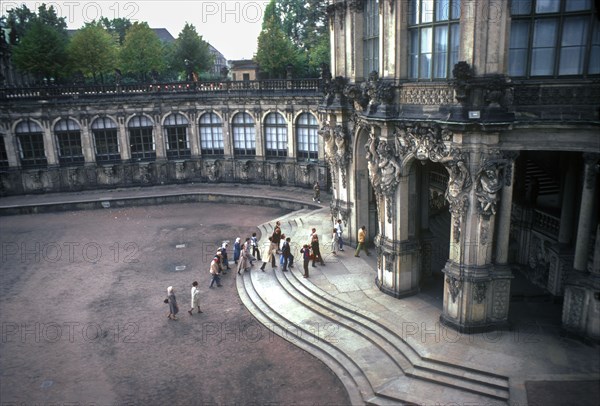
[165,219,371,321]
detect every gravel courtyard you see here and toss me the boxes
[0,202,350,405]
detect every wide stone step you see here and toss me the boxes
[246,270,407,403]
[281,266,510,403]
[237,269,375,404]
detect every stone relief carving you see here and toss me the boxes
[272,162,283,185]
[473,282,487,304]
[344,71,395,114]
[384,252,395,272]
[318,123,352,189]
[452,61,473,105]
[322,76,347,106]
[333,125,351,188]
[206,160,221,182]
[443,158,471,242]
[364,129,402,223]
[492,280,510,319]
[475,157,509,218]
[301,164,315,185]
[240,160,256,181]
[565,288,585,329]
[446,276,462,303]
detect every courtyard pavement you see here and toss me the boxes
[1,183,599,405]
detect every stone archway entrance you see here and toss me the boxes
[355,121,517,332]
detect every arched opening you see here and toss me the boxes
[354,126,378,246]
[417,160,450,307]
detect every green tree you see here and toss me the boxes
[169,23,213,80]
[258,0,330,77]
[119,22,165,82]
[7,4,69,81]
[68,22,119,84]
[4,4,35,45]
[255,15,304,79]
[100,17,132,45]
[12,19,68,81]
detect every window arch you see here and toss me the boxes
[54,118,84,166]
[264,112,288,158]
[296,113,318,160]
[164,113,190,159]
[91,117,120,163]
[15,120,47,168]
[199,112,224,156]
[232,112,256,156]
[128,115,155,161]
[408,0,461,80]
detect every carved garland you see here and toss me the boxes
[473,282,487,304]
[318,123,352,190]
[446,276,462,303]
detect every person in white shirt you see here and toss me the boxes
[188,281,202,315]
[334,219,344,251]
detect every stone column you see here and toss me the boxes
[3,125,19,167]
[42,119,58,166]
[574,153,599,271]
[154,114,166,160]
[79,117,95,165]
[441,146,513,333]
[117,115,130,161]
[188,111,200,157]
[562,153,600,340]
[495,154,517,264]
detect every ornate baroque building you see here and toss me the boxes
[321,0,599,338]
[0,0,599,341]
[0,79,327,194]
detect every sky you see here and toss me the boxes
[1,0,269,60]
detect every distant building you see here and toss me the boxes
[208,44,228,78]
[229,60,259,81]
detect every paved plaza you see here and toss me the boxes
[1,184,599,405]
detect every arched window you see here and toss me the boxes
[264,112,288,158]
[509,0,599,77]
[54,118,84,166]
[128,115,155,161]
[91,117,120,163]
[164,113,190,159]
[232,112,256,156]
[199,112,224,156]
[408,0,461,79]
[296,113,318,160]
[15,120,47,168]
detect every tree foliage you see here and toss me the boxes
[169,23,213,79]
[256,0,330,78]
[119,22,165,82]
[256,14,305,79]
[10,4,69,81]
[68,22,119,83]
[100,17,132,45]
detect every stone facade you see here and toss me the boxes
[0,80,328,195]
[322,0,599,337]
[1,0,599,340]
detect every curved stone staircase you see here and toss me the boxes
[236,208,511,405]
